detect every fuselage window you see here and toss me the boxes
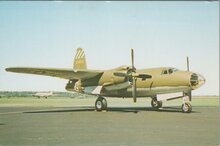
[162,68,178,75]
[168,69,173,74]
[162,70,168,74]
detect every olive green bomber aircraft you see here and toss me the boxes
[6,48,205,113]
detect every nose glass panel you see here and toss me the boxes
[197,74,205,86]
[190,73,198,86]
[190,73,205,88]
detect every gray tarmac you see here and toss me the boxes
[0,99,219,146]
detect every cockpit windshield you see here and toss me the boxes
[161,68,178,75]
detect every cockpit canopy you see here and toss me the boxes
[161,68,178,75]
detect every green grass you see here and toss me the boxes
[164,97,219,107]
[0,97,95,107]
[0,96,218,107]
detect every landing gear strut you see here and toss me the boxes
[151,97,162,109]
[95,96,107,111]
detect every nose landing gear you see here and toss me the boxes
[181,96,192,113]
[181,102,192,113]
[151,96,192,113]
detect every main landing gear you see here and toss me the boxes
[95,96,107,111]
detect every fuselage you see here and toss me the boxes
[66,66,205,98]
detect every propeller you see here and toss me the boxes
[187,56,192,101]
[113,49,152,103]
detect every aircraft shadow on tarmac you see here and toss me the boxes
[23,106,199,114]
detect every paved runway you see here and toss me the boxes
[0,103,219,146]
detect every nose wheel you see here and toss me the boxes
[181,102,192,113]
[95,96,107,111]
[181,96,192,113]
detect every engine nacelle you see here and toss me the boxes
[111,65,134,84]
[74,80,84,92]
[65,80,84,92]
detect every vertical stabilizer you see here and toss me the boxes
[73,48,87,69]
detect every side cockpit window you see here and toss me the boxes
[162,70,168,75]
[161,68,178,75]
[168,68,173,74]
[171,68,178,73]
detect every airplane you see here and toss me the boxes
[5,48,205,113]
[33,91,53,99]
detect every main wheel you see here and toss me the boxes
[95,97,107,111]
[151,98,162,109]
[181,102,192,113]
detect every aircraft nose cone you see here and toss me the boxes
[198,74,206,86]
[190,73,205,89]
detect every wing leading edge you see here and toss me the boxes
[5,67,104,80]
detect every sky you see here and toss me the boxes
[0,1,219,96]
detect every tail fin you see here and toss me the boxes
[73,48,87,69]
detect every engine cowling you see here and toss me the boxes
[112,66,134,84]
[74,80,84,92]
[65,80,84,92]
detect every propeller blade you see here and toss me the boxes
[132,77,137,103]
[113,72,127,77]
[186,57,192,101]
[130,49,137,102]
[131,49,135,70]
[114,71,152,80]
[187,56,189,71]
[138,74,152,79]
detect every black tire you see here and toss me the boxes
[102,98,107,110]
[95,99,103,111]
[181,102,192,113]
[157,101,162,108]
[95,97,107,111]
[151,98,162,109]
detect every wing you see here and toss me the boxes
[5,67,104,80]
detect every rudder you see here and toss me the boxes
[73,48,87,69]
